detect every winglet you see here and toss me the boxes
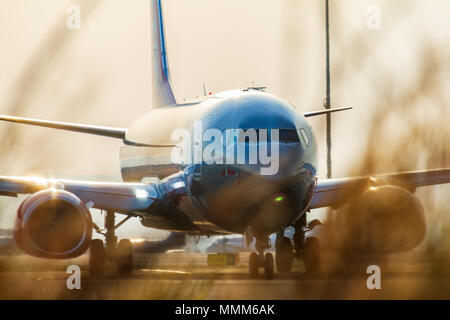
[303,106,352,118]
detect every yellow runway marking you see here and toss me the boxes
[140,269,192,275]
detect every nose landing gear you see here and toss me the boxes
[248,235,274,279]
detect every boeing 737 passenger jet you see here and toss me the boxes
[0,0,449,279]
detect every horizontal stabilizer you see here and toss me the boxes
[0,115,127,139]
[303,106,352,117]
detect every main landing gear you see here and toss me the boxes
[275,233,294,273]
[247,216,322,279]
[89,211,134,277]
[294,215,321,274]
[248,235,274,279]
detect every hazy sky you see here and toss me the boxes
[0,0,449,239]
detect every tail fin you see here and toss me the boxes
[151,0,176,107]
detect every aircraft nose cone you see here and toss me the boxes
[274,142,304,177]
[202,92,307,177]
[204,91,302,131]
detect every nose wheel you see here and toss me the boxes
[248,234,274,279]
[248,251,274,279]
[249,252,259,276]
[263,252,274,279]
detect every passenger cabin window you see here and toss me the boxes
[279,129,300,143]
[298,128,310,148]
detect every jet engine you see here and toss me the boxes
[343,185,426,254]
[14,189,92,259]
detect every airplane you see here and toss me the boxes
[0,0,449,279]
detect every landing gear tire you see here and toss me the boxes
[89,239,106,277]
[249,252,259,276]
[116,239,133,276]
[303,237,320,274]
[276,237,294,273]
[308,219,323,229]
[264,252,274,279]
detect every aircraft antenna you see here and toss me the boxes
[324,0,332,179]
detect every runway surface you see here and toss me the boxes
[1,251,450,299]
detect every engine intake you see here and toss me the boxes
[14,189,92,259]
[345,185,426,254]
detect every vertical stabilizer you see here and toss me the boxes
[151,0,176,107]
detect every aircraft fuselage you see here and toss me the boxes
[119,90,318,236]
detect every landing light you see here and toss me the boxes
[172,181,185,189]
[135,189,149,199]
[130,238,146,244]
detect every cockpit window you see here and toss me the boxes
[298,128,310,148]
[279,129,300,143]
[237,129,268,143]
[224,128,303,144]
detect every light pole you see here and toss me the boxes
[324,0,332,179]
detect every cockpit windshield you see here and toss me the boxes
[279,129,300,143]
[221,128,310,146]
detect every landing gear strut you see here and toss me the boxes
[89,211,134,277]
[248,234,274,279]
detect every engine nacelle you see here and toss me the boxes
[344,185,426,254]
[14,189,92,259]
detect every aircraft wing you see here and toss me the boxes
[309,168,450,209]
[0,176,159,214]
[0,115,127,139]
